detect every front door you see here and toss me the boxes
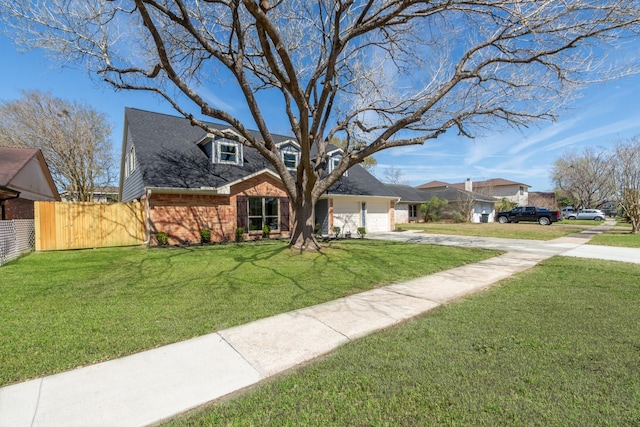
[315,199,329,234]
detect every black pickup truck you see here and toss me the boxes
[496,206,561,225]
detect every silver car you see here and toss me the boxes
[566,209,606,221]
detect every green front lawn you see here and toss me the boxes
[168,257,640,426]
[397,221,591,240]
[588,226,640,248]
[0,240,496,386]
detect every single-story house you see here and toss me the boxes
[0,147,60,220]
[388,184,496,223]
[418,178,530,206]
[118,108,398,245]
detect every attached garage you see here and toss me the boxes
[330,196,394,234]
[364,199,391,232]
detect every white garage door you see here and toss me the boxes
[365,200,390,232]
[333,199,360,233]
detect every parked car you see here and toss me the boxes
[561,206,575,218]
[565,209,606,221]
[496,206,562,225]
[601,204,619,217]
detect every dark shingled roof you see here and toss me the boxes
[126,108,396,197]
[388,184,496,204]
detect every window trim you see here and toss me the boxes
[218,141,239,165]
[282,151,299,170]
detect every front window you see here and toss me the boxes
[409,205,417,218]
[248,197,279,231]
[219,142,238,164]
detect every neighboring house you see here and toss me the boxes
[0,147,60,220]
[388,184,496,223]
[118,108,397,245]
[60,186,119,203]
[418,178,530,206]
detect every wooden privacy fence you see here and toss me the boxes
[35,202,146,251]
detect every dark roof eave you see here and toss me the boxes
[0,185,20,201]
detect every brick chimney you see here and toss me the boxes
[465,178,472,192]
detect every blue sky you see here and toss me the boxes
[2,34,640,192]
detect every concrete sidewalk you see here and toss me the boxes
[1,219,637,426]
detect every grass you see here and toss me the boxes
[167,257,640,426]
[589,226,640,248]
[0,240,497,386]
[397,221,592,240]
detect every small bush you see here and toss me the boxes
[156,232,169,246]
[235,227,245,242]
[451,211,466,223]
[357,227,366,238]
[262,225,271,238]
[333,226,341,237]
[200,229,211,244]
[314,223,322,236]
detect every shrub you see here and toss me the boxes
[235,227,245,242]
[451,211,466,223]
[420,196,448,222]
[332,226,341,237]
[262,225,271,238]
[314,223,322,236]
[156,232,169,246]
[357,227,366,238]
[200,229,211,244]
[496,198,518,212]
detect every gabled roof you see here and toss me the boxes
[450,178,531,189]
[420,187,496,204]
[0,147,60,200]
[123,108,396,198]
[388,184,495,204]
[416,180,450,189]
[417,178,530,190]
[0,147,40,187]
[386,184,431,203]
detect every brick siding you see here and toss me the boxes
[147,174,292,245]
[2,198,35,220]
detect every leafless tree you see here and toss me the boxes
[550,147,612,209]
[382,165,408,185]
[0,91,114,201]
[607,137,640,233]
[2,1,639,249]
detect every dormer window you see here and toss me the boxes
[329,155,347,177]
[196,132,243,166]
[219,142,237,164]
[276,140,300,171]
[282,152,298,170]
[216,139,242,165]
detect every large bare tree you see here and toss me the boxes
[3,1,639,249]
[0,91,114,201]
[550,147,612,209]
[608,137,640,233]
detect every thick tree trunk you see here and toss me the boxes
[288,198,320,252]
